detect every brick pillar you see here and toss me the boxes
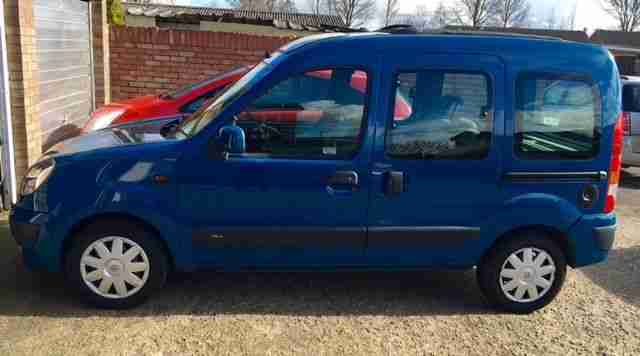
[92,0,111,107]
[4,0,41,181]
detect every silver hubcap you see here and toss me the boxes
[80,236,150,299]
[499,247,556,303]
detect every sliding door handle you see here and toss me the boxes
[385,171,405,196]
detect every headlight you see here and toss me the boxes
[20,159,55,197]
[85,108,126,132]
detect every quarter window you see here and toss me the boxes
[385,70,493,160]
[234,69,369,159]
[516,73,600,159]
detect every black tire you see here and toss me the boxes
[64,219,169,309]
[477,232,567,314]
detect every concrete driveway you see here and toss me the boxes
[1,170,640,355]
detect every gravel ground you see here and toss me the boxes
[0,170,639,355]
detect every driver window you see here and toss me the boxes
[234,68,369,159]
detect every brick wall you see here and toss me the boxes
[92,0,110,106]
[4,0,41,181]
[109,27,294,101]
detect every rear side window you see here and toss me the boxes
[623,84,640,112]
[515,73,601,159]
[385,70,492,160]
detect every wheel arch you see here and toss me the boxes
[61,212,175,271]
[482,225,574,267]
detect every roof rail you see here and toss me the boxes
[376,24,418,34]
[424,29,565,42]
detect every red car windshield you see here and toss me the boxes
[178,62,273,137]
[161,66,249,100]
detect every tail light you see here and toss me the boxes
[622,112,631,136]
[604,114,624,213]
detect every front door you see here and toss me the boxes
[177,66,376,268]
[367,54,505,267]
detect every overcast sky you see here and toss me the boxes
[178,0,618,33]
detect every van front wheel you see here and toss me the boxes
[477,233,567,314]
[65,220,169,309]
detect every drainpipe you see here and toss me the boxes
[0,0,18,205]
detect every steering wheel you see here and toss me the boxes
[255,122,282,142]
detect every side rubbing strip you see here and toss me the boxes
[192,227,365,249]
[368,226,481,248]
[504,171,607,182]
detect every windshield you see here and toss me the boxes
[177,62,272,138]
[160,66,248,100]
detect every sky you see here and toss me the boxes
[175,0,618,33]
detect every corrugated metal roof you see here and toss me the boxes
[123,2,345,31]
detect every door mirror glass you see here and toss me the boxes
[217,125,246,155]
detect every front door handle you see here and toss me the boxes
[328,171,359,189]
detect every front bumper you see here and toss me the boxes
[9,207,51,271]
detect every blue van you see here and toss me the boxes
[10,32,622,313]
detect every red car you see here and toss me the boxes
[84,66,412,132]
[83,66,251,132]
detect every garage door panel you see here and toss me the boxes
[39,66,92,82]
[39,77,91,104]
[35,0,93,150]
[39,91,91,114]
[39,57,91,73]
[32,7,91,23]
[34,0,89,13]
[40,101,92,136]
[37,38,91,51]
[35,28,90,41]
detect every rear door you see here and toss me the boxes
[366,54,505,267]
[505,71,609,219]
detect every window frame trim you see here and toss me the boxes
[224,65,373,161]
[513,71,602,161]
[383,68,496,161]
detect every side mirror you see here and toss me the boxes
[214,125,245,159]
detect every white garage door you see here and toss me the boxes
[34,0,93,150]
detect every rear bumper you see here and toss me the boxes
[567,213,616,268]
[593,225,616,251]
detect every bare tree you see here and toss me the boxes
[307,0,327,15]
[457,0,499,27]
[226,0,265,9]
[496,0,530,28]
[276,0,297,12]
[395,5,431,31]
[602,0,640,31]
[432,2,460,28]
[328,0,376,27]
[381,0,400,26]
[542,6,577,30]
[227,0,295,11]
[566,2,577,30]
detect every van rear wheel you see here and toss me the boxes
[477,233,567,314]
[65,219,169,309]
